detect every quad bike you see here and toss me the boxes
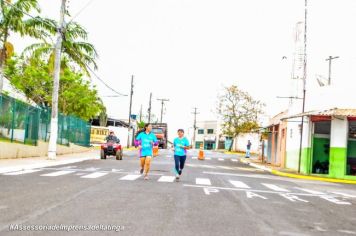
[100,141,123,160]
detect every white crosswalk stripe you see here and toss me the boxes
[196,178,212,186]
[231,159,238,162]
[229,180,250,189]
[262,183,289,192]
[41,170,75,177]
[205,157,211,160]
[81,172,108,179]
[4,169,41,175]
[192,157,198,160]
[218,158,224,161]
[158,176,176,182]
[120,174,141,181]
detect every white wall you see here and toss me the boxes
[233,133,260,153]
[107,126,130,147]
[330,118,348,148]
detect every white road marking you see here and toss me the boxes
[196,178,212,186]
[295,187,324,195]
[41,170,75,177]
[184,184,319,196]
[231,159,238,162]
[158,176,176,182]
[204,188,220,195]
[120,174,141,181]
[192,157,198,160]
[229,180,250,189]
[320,196,351,205]
[218,158,224,161]
[4,169,41,175]
[279,194,309,202]
[218,166,234,170]
[60,166,77,169]
[205,157,211,160]
[332,192,356,198]
[246,191,267,199]
[76,173,86,176]
[262,183,289,192]
[81,172,108,179]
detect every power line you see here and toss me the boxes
[68,0,96,24]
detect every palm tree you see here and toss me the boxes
[22,21,98,76]
[0,0,55,93]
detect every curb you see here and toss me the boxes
[239,159,356,185]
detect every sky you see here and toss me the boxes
[9,0,356,140]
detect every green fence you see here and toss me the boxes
[0,94,91,146]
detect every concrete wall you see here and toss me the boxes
[0,141,90,159]
[232,133,260,153]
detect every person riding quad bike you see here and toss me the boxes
[100,131,123,160]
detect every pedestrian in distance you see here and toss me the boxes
[135,123,158,180]
[246,140,252,158]
[172,129,190,181]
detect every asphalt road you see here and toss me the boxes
[1,149,356,236]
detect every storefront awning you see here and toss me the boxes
[281,108,356,120]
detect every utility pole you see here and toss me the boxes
[157,98,169,123]
[192,107,199,149]
[127,75,134,148]
[48,0,66,160]
[326,56,339,85]
[148,93,152,123]
[139,104,143,122]
[298,0,308,173]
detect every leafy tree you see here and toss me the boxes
[217,85,264,151]
[0,0,55,92]
[22,21,98,76]
[4,55,105,120]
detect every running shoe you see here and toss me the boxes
[140,169,144,174]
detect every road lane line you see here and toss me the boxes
[218,166,234,170]
[295,187,324,195]
[331,192,356,198]
[196,178,211,186]
[120,174,141,181]
[262,183,289,192]
[4,169,41,175]
[81,172,108,179]
[229,180,250,189]
[158,176,176,182]
[41,170,75,177]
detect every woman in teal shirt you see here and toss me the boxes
[136,123,158,180]
[172,129,190,181]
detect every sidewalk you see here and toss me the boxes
[238,156,356,185]
[0,150,99,174]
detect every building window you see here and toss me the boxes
[207,129,214,134]
[198,129,204,134]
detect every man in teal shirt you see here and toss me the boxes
[172,129,190,181]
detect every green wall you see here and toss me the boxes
[329,147,347,178]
